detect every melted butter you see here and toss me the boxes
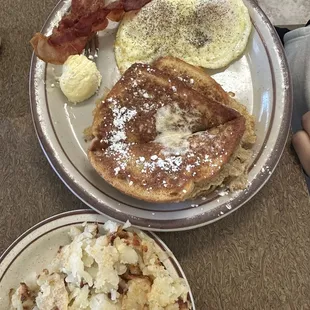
[155,131,190,155]
[154,103,199,155]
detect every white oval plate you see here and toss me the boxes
[0,210,195,309]
[30,0,292,231]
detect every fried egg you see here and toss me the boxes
[115,0,252,73]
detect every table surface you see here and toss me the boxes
[1,1,310,309]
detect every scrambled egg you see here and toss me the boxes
[10,221,191,310]
[115,0,252,73]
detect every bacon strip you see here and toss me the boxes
[30,0,151,64]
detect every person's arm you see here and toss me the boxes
[292,111,310,176]
[283,26,310,181]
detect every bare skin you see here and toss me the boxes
[292,111,310,176]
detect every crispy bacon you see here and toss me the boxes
[71,0,105,15]
[30,0,152,64]
[107,9,125,22]
[121,0,152,11]
[31,33,89,64]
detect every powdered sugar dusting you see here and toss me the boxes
[104,98,137,173]
[136,155,184,174]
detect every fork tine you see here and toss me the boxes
[84,34,99,60]
[94,34,99,58]
[84,41,91,58]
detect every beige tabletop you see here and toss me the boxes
[1,1,310,309]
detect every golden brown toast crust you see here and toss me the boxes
[92,63,241,142]
[153,56,231,104]
[153,56,256,145]
[89,117,245,202]
[88,62,247,202]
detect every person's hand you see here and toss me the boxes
[292,111,310,176]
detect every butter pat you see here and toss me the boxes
[60,55,102,103]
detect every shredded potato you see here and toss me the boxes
[10,222,191,310]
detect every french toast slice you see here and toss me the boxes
[153,56,256,145]
[153,56,256,194]
[88,62,247,202]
